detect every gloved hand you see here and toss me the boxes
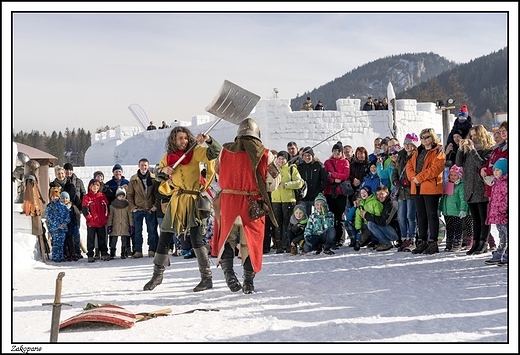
[107,226,113,234]
[129,226,135,235]
[459,211,467,219]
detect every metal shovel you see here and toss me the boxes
[171,80,260,169]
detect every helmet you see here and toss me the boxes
[24,160,40,175]
[236,118,261,141]
[16,152,30,167]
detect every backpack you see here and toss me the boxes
[290,166,308,200]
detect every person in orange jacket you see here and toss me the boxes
[406,128,446,255]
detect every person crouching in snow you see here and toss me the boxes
[361,185,399,251]
[287,204,309,255]
[302,193,336,255]
[46,187,70,262]
[484,158,508,266]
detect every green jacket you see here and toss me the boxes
[355,194,383,230]
[271,163,304,203]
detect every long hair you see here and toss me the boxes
[470,125,494,150]
[166,126,196,153]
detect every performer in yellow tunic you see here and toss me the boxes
[143,126,221,292]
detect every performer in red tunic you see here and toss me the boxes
[215,118,277,294]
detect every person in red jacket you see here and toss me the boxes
[82,179,110,262]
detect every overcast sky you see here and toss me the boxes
[4,3,515,135]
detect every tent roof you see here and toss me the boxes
[15,142,58,162]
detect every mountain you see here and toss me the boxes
[399,47,508,124]
[290,52,457,111]
[291,48,508,127]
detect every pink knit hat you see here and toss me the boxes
[449,165,464,179]
[403,133,419,145]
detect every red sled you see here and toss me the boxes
[59,304,136,330]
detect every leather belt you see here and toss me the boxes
[221,189,260,196]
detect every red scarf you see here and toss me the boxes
[167,150,194,167]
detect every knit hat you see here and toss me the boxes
[115,187,126,198]
[302,146,314,157]
[403,133,419,145]
[449,165,464,179]
[458,105,469,118]
[389,145,402,155]
[60,191,70,200]
[93,171,104,179]
[493,158,508,175]
[314,193,327,205]
[294,204,306,214]
[112,164,123,172]
[63,163,73,171]
[360,185,372,195]
[332,141,343,152]
[277,150,289,161]
[88,178,100,189]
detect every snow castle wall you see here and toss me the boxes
[85,98,455,167]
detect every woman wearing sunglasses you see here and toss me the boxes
[405,128,446,255]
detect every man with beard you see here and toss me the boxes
[143,126,221,292]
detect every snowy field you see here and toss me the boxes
[5,207,517,353]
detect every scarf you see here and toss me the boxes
[167,150,194,167]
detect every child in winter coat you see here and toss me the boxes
[354,186,383,250]
[82,179,110,262]
[484,158,508,266]
[287,204,309,255]
[46,187,70,262]
[107,187,134,259]
[360,163,383,195]
[438,165,468,251]
[303,193,336,255]
[60,191,80,261]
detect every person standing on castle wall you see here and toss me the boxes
[147,121,157,130]
[314,100,324,110]
[300,97,314,111]
[363,96,376,111]
[159,121,170,129]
